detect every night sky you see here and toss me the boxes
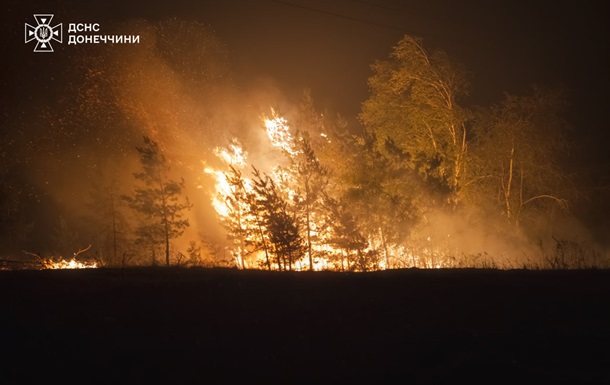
[1,0,609,251]
[5,1,609,125]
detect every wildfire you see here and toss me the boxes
[6,245,99,270]
[214,138,247,168]
[263,109,300,156]
[43,258,98,269]
[204,138,256,268]
[204,109,453,271]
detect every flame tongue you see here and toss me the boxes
[214,139,247,168]
[44,258,98,269]
[264,109,299,156]
[204,110,449,271]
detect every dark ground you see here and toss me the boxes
[1,268,610,384]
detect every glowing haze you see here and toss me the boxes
[1,6,608,270]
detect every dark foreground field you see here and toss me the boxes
[2,268,610,384]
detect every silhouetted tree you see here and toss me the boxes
[123,136,191,266]
[252,167,304,271]
[215,165,264,269]
[339,129,423,267]
[322,195,372,271]
[469,86,571,228]
[292,136,329,271]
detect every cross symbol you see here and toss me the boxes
[25,14,63,52]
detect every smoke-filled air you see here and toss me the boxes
[2,17,608,271]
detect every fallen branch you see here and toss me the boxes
[21,250,43,261]
[73,244,92,259]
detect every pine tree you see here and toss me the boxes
[294,137,328,271]
[216,165,259,268]
[252,167,304,271]
[123,136,192,266]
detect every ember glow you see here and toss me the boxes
[42,258,98,269]
[203,110,455,271]
[205,139,256,268]
[1,245,100,270]
[214,139,248,168]
[263,109,300,157]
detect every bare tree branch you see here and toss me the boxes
[73,244,92,258]
[521,195,568,210]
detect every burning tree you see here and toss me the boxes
[252,168,304,271]
[215,165,265,269]
[123,136,192,266]
[322,195,373,271]
[263,97,335,271]
[339,130,424,268]
[293,137,329,271]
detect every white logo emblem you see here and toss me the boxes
[25,14,63,52]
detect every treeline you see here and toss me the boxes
[1,28,603,269]
[206,36,594,270]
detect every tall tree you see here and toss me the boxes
[293,137,329,271]
[342,130,422,267]
[469,86,572,231]
[322,195,373,271]
[360,35,471,206]
[123,136,192,266]
[263,95,332,270]
[215,165,269,269]
[252,168,304,271]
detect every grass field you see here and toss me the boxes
[2,267,609,383]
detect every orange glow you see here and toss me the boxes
[203,110,453,271]
[263,109,300,156]
[214,138,247,168]
[42,258,98,269]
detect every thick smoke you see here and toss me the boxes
[17,18,308,261]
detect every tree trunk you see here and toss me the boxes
[159,178,171,267]
[164,219,170,267]
[258,224,271,270]
[305,180,314,271]
[516,166,524,227]
[503,144,515,223]
[238,234,246,269]
[277,251,283,271]
[306,206,313,271]
[380,226,389,269]
[111,193,117,265]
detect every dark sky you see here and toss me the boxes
[101,1,609,122]
[4,0,609,138]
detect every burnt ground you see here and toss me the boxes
[1,268,609,384]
